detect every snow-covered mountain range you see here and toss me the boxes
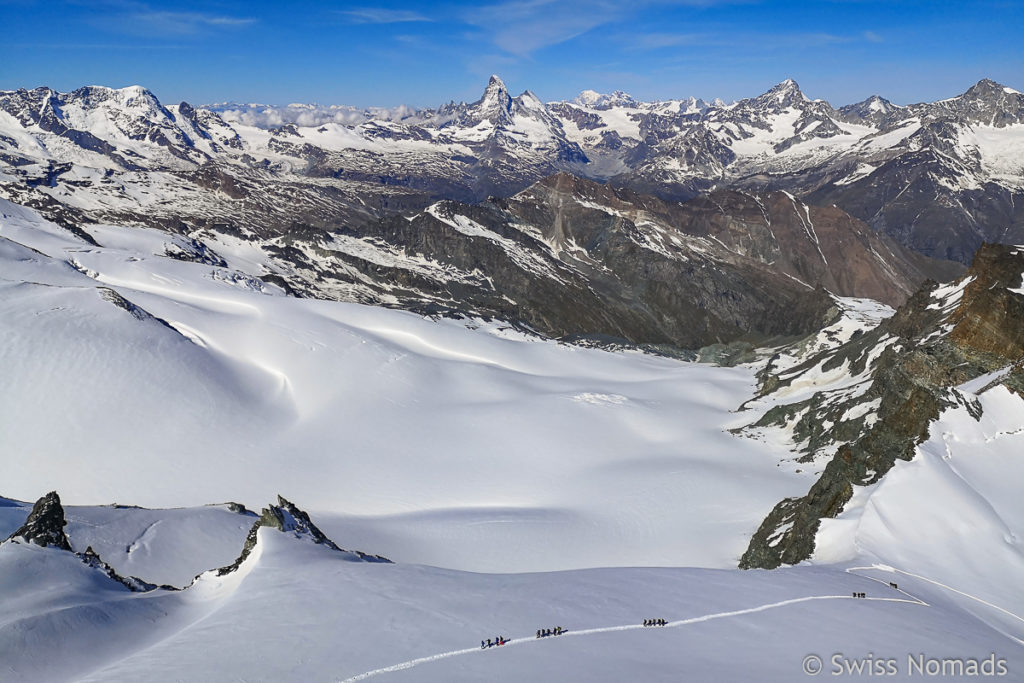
[5,77,1000,348]
[3,75,1021,266]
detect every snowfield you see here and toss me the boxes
[1,199,1022,681]
[0,198,810,572]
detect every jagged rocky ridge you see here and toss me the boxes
[738,243,1024,569]
[4,491,389,590]
[215,495,390,576]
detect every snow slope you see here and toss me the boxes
[1,527,1019,683]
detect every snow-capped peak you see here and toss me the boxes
[473,74,513,121]
[484,74,509,98]
[520,89,545,108]
[865,95,890,112]
[765,78,806,104]
[575,89,603,107]
[72,84,163,110]
[735,79,812,114]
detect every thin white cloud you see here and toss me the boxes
[863,30,884,43]
[463,0,744,57]
[340,8,434,24]
[128,10,257,34]
[465,0,623,56]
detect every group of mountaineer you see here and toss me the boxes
[483,618,679,650]
[480,583,900,650]
[481,636,508,649]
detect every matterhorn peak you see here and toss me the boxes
[485,74,509,96]
[468,74,514,124]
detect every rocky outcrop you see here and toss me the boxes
[215,495,390,577]
[5,491,72,550]
[739,243,1024,569]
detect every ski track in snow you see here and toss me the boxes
[338,584,926,682]
[341,565,1024,681]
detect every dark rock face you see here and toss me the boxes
[5,491,72,550]
[497,175,955,338]
[739,243,1024,569]
[329,175,889,348]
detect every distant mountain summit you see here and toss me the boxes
[837,95,898,125]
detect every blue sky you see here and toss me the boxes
[2,0,1022,108]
